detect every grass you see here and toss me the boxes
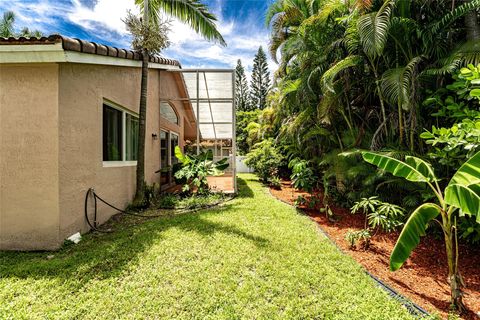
[0,174,414,319]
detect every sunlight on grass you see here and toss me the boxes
[0,174,413,319]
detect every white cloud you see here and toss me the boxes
[68,0,138,34]
[0,0,276,80]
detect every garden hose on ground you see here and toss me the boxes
[84,188,235,233]
[84,188,170,233]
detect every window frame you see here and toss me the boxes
[102,100,139,167]
[160,101,179,125]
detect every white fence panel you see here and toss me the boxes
[236,156,254,173]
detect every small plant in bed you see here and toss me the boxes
[268,176,282,189]
[347,196,405,249]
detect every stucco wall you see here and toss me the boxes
[0,64,60,250]
[0,63,189,250]
[57,65,190,242]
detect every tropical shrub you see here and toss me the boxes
[244,139,285,182]
[362,150,480,311]
[268,176,282,189]
[289,158,317,192]
[174,146,229,194]
[351,196,405,233]
[421,120,480,172]
[236,110,261,155]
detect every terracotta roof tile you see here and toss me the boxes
[0,34,181,67]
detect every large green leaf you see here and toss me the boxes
[135,0,226,46]
[174,146,189,164]
[445,150,480,222]
[362,152,437,183]
[357,0,394,58]
[390,203,441,271]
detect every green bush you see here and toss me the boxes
[244,139,285,182]
[289,158,317,192]
[174,146,229,195]
[268,176,282,189]
[157,193,179,209]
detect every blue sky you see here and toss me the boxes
[0,0,275,78]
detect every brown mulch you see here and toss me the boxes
[270,180,480,320]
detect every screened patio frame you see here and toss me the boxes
[166,69,237,193]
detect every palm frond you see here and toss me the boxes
[320,55,362,93]
[381,56,424,111]
[0,11,15,38]
[136,0,226,46]
[357,0,394,58]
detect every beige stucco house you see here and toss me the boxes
[0,35,199,250]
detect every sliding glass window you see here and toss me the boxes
[103,105,123,161]
[102,103,138,162]
[126,114,139,161]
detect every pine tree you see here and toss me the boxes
[235,59,250,111]
[250,46,271,110]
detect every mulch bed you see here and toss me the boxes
[270,180,480,320]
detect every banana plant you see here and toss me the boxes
[174,146,229,194]
[362,150,480,312]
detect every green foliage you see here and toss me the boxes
[363,150,480,310]
[268,176,282,189]
[174,146,229,194]
[345,229,371,249]
[420,120,480,169]
[0,175,414,319]
[235,59,250,111]
[250,46,271,109]
[0,10,43,38]
[123,11,170,53]
[351,196,405,233]
[289,158,317,192]
[135,0,225,46]
[244,139,285,182]
[389,203,441,271]
[235,110,261,155]
[157,193,178,209]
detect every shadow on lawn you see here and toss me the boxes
[236,176,254,198]
[0,178,267,284]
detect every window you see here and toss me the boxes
[160,102,178,124]
[160,130,180,187]
[103,103,139,162]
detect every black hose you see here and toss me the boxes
[85,188,235,234]
[84,188,111,233]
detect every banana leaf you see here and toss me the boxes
[445,150,480,222]
[362,152,437,183]
[390,203,441,271]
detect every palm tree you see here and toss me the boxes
[131,0,226,205]
[0,11,15,37]
[0,11,43,38]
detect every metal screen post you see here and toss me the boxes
[232,70,237,193]
[196,70,200,155]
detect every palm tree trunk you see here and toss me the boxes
[465,2,480,41]
[133,48,149,205]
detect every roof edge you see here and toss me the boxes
[0,34,180,67]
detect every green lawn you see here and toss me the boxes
[0,174,413,319]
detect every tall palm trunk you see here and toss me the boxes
[133,48,149,205]
[465,2,480,41]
